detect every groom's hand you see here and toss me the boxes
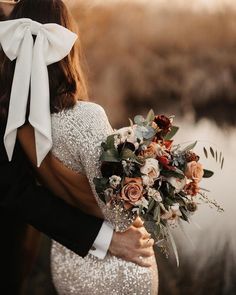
[108,217,154,267]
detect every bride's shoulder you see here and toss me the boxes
[61,100,109,128]
[52,100,110,132]
[74,100,106,116]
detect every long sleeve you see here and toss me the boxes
[64,103,114,223]
[0,130,103,257]
[61,102,133,232]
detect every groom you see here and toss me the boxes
[0,1,154,294]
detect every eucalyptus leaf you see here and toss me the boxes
[93,177,109,194]
[165,197,175,206]
[203,169,214,178]
[153,205,161,223]
[103,135,116,150]
[161,169,185,179]
[121,148,135,160]
[143,126,156,140]
[134,115,145,126]
[179,207,189,222]
[219,152,222,163]
[146,109,155,123]
[164,126,179,140]
[100,149,120,162]
[203,147,208,158]
[147,198,155,213]
[210,147,215,158]
[221,157,224,169]
[182,141,197,152]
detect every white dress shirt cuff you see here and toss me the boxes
[89,221,113,259]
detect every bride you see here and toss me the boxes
[0,0,158,294]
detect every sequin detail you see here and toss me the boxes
[50,101,158,294]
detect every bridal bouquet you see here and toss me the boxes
[94,110,223,262]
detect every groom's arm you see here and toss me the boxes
[4,183,104,257]
[0,146,154,265]
[0,140,103,257]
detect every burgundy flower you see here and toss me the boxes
[154,115,172,137]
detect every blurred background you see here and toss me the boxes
[27,0,236,294]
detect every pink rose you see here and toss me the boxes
[121,177,143,209]
[185,161,204,183]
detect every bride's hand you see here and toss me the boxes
[109,218,154,267]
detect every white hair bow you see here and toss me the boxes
[0,18,78,166]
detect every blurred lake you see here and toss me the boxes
[28,1,236,294]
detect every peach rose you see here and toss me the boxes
[185,161,204,183]
[121,177,143,209]
[139,142,158,158]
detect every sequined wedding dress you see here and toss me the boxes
[50,101,158,295]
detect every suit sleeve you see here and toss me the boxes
[0,140,103,257]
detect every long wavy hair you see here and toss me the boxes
[0,0,88,120]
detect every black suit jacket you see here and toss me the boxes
[0,121,103,257]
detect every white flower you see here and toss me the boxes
[142,175,154,187]
[167,176,187,193]
[148,188,162,202]
[109,175,122,189]
[171,203,181,212]
[114,127,137,145]
[134,197,149,209]
[122,160,127,168]
[156,144,168,157]
[140,158,160,181]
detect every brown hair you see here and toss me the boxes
[0,0,88,120]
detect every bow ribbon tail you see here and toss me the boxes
[29,31,52,167]
[4,30,33,161]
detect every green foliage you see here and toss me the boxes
[146,109,155,122]
[161,168,185,179]
[164,126,179,140]
[179,207,189,222]
[203,146,224,169]
[147,198,155,214]
[203,169,214,178]
[182,141,197,152]
[134,115,146,125]
[102,134,115,151]
[100,149,120,162]
[93,177,108,192]
[210,147,215,158]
